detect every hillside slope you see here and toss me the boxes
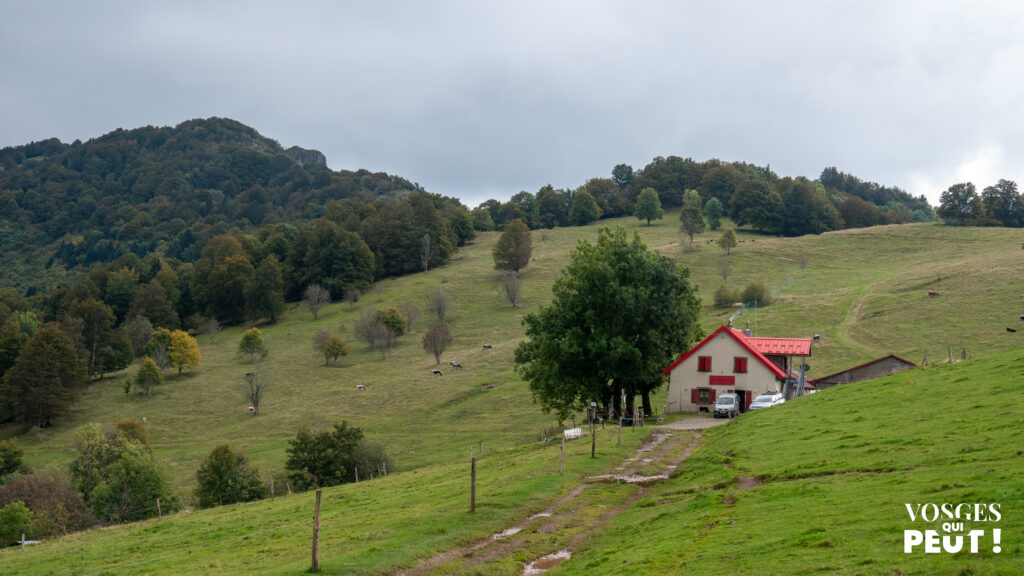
[0,117,423,292]
[13,218,1024,497]
[3,326,1021,574]
[560,345,1024,575]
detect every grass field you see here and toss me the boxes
[558,345,1024,575]
[0,423,648,575]
[9,217,1024,494]
[2,216,1023,573]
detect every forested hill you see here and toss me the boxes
[0,117,439,292]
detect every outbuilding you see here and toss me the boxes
[808,355,916,390]
[663,325,812,413]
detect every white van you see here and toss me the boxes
[713,393,739,418]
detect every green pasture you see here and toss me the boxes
[558,346,1024,575]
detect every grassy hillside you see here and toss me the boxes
[559,345,1024,575]
[11,218,1024,497]
[0,423,648,575]
[4,329,1021,574]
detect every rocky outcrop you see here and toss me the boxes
[286,146,327,167]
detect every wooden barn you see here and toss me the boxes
[808,355,916,390]
[662,325,812,413]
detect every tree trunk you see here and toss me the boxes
[641,391,653,417]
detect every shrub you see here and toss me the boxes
[90,441,174,523]
[0,501,32,546]
[0,474,96,537]
[713,285,740,308]
[194,444,265,508]
[285,422,384,491]
[0,439,26,477]
[740,282,772,306]
[116,418,150,448]
[376,308,407,337]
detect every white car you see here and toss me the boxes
[749,393,785,410]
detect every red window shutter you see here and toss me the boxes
[691,389,699,403]
[734,357,747,373]
[698,356,711,371]
[710,389,716,402]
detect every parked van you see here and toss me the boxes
[713,393,739,418]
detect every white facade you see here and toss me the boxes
[665,328,785,413]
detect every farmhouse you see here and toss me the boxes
[663,325,812,413]
[809,354,916,390]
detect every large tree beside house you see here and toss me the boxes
[515,226,702,419]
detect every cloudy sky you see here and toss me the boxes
[3,1,1023,207]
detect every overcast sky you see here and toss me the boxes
[3,1,1024,207]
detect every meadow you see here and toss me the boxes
[3,215,1023,574]
[559,345,1024,575]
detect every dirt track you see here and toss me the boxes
[394,426,708,576]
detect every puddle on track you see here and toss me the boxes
[492,526,523,539]
[522,549,572,575]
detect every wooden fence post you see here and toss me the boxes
[156,498,161,521]
[270,477,275,500]
[560,437,565,474]
[470,458,476,513]
[312,490,323,572]
[591,420,596,458]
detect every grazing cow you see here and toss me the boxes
[1019,315,1024,321]
[482,344,493,350]
[1008,327,1018,333]
[449,361,463,369]
[356,384,367,391]
[813,334,821,342]
[247,406,256,415]
[431,369,444,376]
[928,290,940,297]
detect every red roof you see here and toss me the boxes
[744,336,812,356]
[662,325,788,380]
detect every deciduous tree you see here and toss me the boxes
[718,228,738,256]
[242,370,270,414]
[427,287,452,323]
[313,330,350,366]
[194,444,265,509]
[285,422,365,490]
[634,187,664,225]
[502,271,522,307]
[133,357,163,397]
[492,219,532,275]
[704,197,723,230]
[238,327,266,363]
[245,255,285,323]
[569,189,602,225]
[514,227,702,419]
[937,182,982,225]
[422,322,453,364]
[194,235,255,325]
[303,284,331,320]
[679,189,705,245]
[168,329,201,376]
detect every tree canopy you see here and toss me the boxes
[514,227,703,419]
[634,187,664,225]
[194,444,265,508]
[492,219,533,275]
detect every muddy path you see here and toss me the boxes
[394,427,707,576]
